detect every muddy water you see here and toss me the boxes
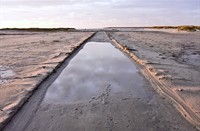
[44,42,146,104]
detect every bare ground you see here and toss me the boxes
[0,31,94,129]
[108,30,200,128]
[2,32,198,131]
[0,31,199,131]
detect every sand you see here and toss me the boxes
[0,31,94,129]
[2,32,197,131]
[0,30,200,130]
[108,30,200,128]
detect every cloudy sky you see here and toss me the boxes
[0,0,199,28]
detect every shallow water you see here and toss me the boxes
[0,65,15,84]
[43,42,146,104]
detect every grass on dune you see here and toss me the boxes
[151,25,200,32]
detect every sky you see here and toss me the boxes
[0,0,200,28]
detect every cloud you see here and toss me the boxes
[0,0,199,28]
[2,0,198,9]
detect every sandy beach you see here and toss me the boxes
[0,29,199,130]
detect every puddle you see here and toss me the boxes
[44,42,147,104]
[0,65,15,84]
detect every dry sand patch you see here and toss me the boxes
[0,31,94,129]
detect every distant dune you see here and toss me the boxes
[0,28,76,32]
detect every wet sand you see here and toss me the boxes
[2,32,197,131]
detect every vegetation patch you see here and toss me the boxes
[0,28,76,32]
[150,25,200,32]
